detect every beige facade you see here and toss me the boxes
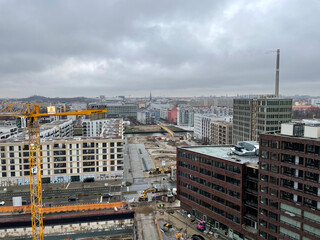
[0,137,124,186]
[211,121,233,145]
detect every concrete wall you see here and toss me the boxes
[0,219,134,238]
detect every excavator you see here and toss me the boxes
[138,186,156,201]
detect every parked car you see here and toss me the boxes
[192,235,205,240]
[102,193,113,199]
[22,200,29,205]
[0,201,5,206]
[68,196,77,202]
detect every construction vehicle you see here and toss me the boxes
[149,167,162,175]
[163,166,172,173]
[0,104,107,240]
[138,186,156,201]
[149,166,172,175]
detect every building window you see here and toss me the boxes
[260,208,268,216]
[270,165,278,173]
[213,173,225,181]
[260,219,267,228]
[261,151,269,159]
[260,197,268,205]
[261,162,269,170]
[271,141,280,149]
[260,185,268,193]
[269,199,278,209]
[270,188,278,197]
[261,139,269,147]
[269,211,278,221]
[226,176,240,186]
[259,231,267,239]
[280,227,300,240]
[260,174,268,182]
[270,176,278,185]
[270,153,278,161]
[303,224,320,238]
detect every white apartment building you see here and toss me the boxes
[177,107,194,127]
[160,108,169,120]
[0,136,124,186]
[82,119,123,137]
[40,120,73,138]
[194,114,232,144]
[0,126,18,140]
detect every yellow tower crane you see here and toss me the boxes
[0,104,107,240]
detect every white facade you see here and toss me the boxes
[311,98,320,107]
[0,126,18,140]
[177,107,195,127]
[160,108,169,120]
[40,120,73,138]
[82,119,123,137]
[194,114,232,144]
[0,137,124,186]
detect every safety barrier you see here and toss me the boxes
[155,216,163,240]
[0,202,126,214]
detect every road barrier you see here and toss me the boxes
[0,202,126,214]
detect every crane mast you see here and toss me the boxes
[29,117,43,239]
[0,104,107,240]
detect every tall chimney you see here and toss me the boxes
[275,49,280,97]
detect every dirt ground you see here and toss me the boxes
[128,133,199,171]
[127,125,162,132]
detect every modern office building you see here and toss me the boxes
[258,121,320,240]
[106,103,138,119]
[177,141,260,240]
[233,96,292,144]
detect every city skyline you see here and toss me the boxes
[0,0,319,98]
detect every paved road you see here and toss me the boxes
[128,144,146,183]
[136,213,160,240]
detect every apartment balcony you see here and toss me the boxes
[245,201,258,209]
[245,188,258,196]
[246,176,258,182]
[53,151,66,156]
[242,224,257,235]
[244,213,257,222]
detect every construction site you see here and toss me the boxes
[0,118,212,240]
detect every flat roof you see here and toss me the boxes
[181,146,259,165]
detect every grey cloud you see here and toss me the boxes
[0,0,319,97]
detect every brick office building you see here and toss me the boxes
[177,141,260,240]
[258,122,320,240]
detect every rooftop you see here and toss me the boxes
[180,145,259,165]
[0,136,123,144]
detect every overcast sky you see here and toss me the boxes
[0,0,319,98]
